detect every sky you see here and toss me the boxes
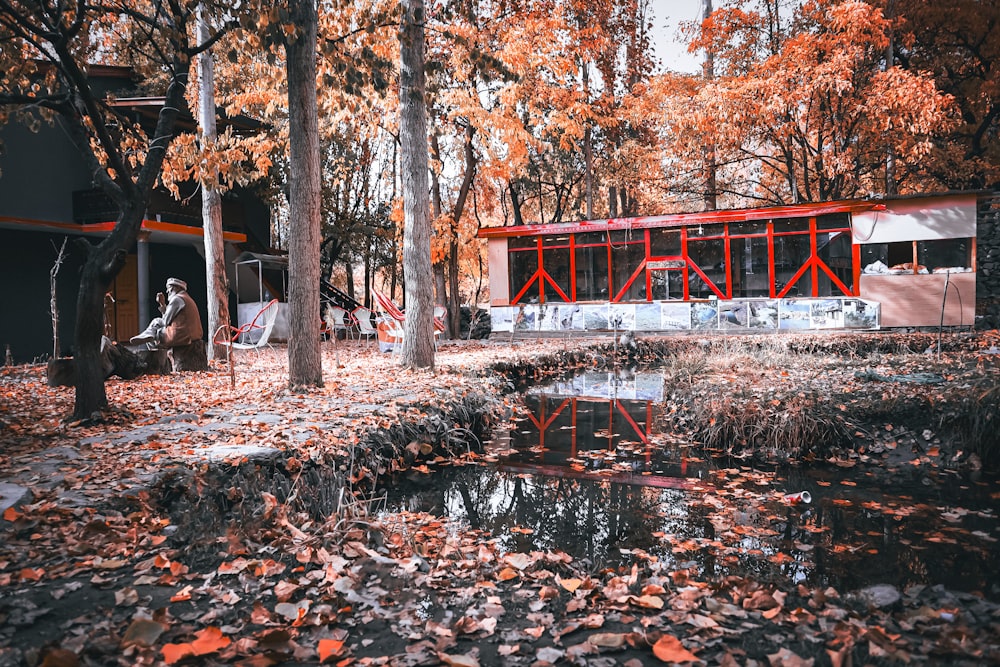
[648,0,705,74]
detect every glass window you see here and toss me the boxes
[773,234,811,295]
[918,238,972,272]
[861,243,888,273]
[543,234,571,248]
[542,247,571,302]
[729,221,768,236]
[576,232,607,245]
[730,236,770,298]
[575,246,610,301]
[612,242,647,301]
[816,232,854,295]
[688,223,725,238]
[509,236,537,250]
[649,229,682,257]
[773,218,807,234]
[887,242,915,269]
[509,248,539,302]
[687,237,726,298]
[817,213,850,230]
[650,270,685,300]
[609,230,644,244]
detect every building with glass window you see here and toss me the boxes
[479,192,981,334]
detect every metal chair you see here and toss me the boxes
[212,299,279,387]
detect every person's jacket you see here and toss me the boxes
[161,292,203,346]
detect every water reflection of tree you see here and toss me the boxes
[445,469,704,570]
[391,464,998,598]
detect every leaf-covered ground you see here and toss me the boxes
[1,333,998,666]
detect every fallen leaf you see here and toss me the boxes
[170,585,193,602]
[318,638,345,662]
[767,647,814,666]
[589,632,627,649]
[652,635,698,663]
[503,553,532,571]
[190,627,231,655]
[437,652,479,667]
[39,648,78,667]
[121,619,167,647]
[631,594,664,610]
[19,567,44,582]
[558,576,583,592]
[162,643,195,665]
[114,587,139,606]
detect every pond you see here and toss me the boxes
[387,369,1000,601]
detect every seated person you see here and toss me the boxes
[130,278,203,349]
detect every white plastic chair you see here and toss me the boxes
[323,305,355,341]
[352,306,378,343]
[433,305,448,348]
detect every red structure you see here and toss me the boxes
[479,192,980,332]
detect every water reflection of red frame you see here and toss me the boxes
[519,396,654,464]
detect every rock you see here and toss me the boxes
[857,584,901,609]
[0,482,32,514]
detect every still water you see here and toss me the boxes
[387,370,1000,599]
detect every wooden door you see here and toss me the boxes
[111,254,139,341]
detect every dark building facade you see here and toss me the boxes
[0,66,272,363]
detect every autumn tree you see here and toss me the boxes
[232,0,328,388]
[282,0,324,387]
[197,5,228,363]
[663,0,958,207]
[397,0,435,367]
[0,0,231,419]
[891,0,1000,189]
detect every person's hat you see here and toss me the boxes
[166,278,187,291]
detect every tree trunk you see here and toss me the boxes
[447,123,476,338]
[702,0,718,211]
[285,0,323,388]
[510,184,524,226]
[399,0,435,368]
[429,130,449,322]
[74,242,124,418]
[198,5,229,362]
[434,263,447,312]
[583,62,594,219]
[447,239,460,337]
[71,71,189,420]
